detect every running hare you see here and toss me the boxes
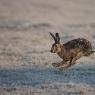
[49,32,94,70]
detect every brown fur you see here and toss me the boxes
[49,32,94,70]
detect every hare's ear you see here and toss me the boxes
[49,32,57,42]
[55,33,60,43]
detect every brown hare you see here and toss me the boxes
[49,32,95,70]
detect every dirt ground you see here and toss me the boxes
[0,0,95,95]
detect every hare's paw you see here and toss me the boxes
[52,63,61,67]
[57,62,74,70]
[58,65,70,71]
[52,63,58,67]
[52,61,66,68]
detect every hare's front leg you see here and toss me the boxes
[52,60,66,68]
[57,61,73,70]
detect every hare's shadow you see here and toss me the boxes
[0,65,95,86]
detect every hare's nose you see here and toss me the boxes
[50,49,53,53]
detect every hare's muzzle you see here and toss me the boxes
[50,49,53,53]
[50,49,55,53]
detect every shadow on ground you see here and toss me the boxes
[0,64,95,87]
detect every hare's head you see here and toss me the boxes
[49,32,63,53]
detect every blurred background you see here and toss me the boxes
[0,0,95,95]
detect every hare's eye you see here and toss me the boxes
[56,44,59,48]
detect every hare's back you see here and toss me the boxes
[64,38,92,52]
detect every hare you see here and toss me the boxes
[49,32,94,70]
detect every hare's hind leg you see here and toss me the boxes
[58,52,83,70]
[69,52,83,65]
[52,57,77,70]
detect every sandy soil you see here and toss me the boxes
[0,0,95,95]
